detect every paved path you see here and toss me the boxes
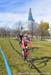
[45,39,51,42]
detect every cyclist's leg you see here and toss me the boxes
[22,49,24,58]
[22,48,28,60]
[24,48,29,60]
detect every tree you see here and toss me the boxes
[36,21,49,40]
[16,21,23,34]
[0,28,6,37]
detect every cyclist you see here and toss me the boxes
[21,34,30,60]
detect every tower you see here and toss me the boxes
[28,8,35,36]
[28,8,34,21]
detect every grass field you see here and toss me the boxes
[0,37,51,75]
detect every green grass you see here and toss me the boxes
[0,37,51,75]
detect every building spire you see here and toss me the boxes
[28,8,34,21]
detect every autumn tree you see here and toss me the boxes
[36,21,49,40]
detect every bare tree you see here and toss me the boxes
[0,28,6,37]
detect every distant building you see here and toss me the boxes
[28,8,34,22]
[48,25,51,35]
[28,8,38,35]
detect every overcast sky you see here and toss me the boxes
[0,0,51,28]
